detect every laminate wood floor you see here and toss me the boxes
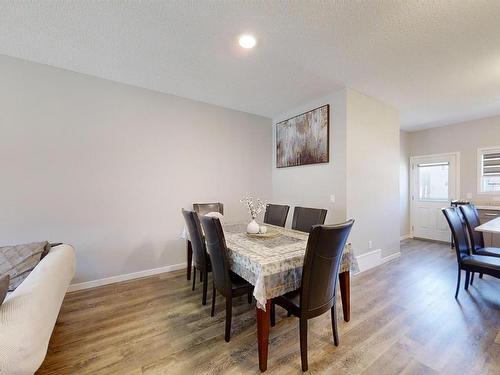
[37,239,500,374]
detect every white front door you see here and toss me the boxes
[410,153,460,242]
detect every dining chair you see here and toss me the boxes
[442,207,500,298]
[182,209,212,305]
[460,204,500,283]
[291,206,328,233]
[263,204,290,227]
[193,202,224,216]
[199,216,254,342]
[460,205,500,257]
[185,203,224,281]
[270,220,354,371]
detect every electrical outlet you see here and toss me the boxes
[330,194,335,203]
[368,240,373,249]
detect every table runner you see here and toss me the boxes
[223,223,357,310]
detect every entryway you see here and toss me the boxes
[410,152,460,241]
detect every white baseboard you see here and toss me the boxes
[355,249,401,274]
[68,262,186,292]
[400,234,412,241]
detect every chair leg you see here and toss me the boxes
[299,318,308,372]
[270,301,276,327]
[200,270,203,283]
[331,305,339,346]
[202,270,208,305]
[470,272,475,286]
[455,267,461,299]
[225,296,232,342]
[479,273,483,279]
[192,267,196,291]
[464,271,470,291]
[211,283,216,317]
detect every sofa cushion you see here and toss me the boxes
[0,275,9,305]
[0,241,49,291]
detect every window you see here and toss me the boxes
[417,162,449,200]
[479,147,500,193]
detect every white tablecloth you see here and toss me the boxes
[223,223,357,310]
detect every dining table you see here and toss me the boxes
[475,216,500,234]
[185,221,357,372]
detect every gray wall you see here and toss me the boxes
[409,115,500,204]
[0,55,273,283]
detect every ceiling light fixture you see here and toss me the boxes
[238,34,257,49]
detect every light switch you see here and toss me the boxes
[330,194,335,203]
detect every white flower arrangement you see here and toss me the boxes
[240,195,266,220]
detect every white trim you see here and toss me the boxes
[400,234,412,241]
[68,262,186,292]
[410,151,461,159]
[409,152,460,239]
[355,249,401,273]
[477,146,500,195]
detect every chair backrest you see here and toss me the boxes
[263,204,290,227]
[199,216,232,296]
[300,220,354,318]
[182,209,209,269]
[442,207,470,263]
[193,202,224,216]
[460,204,484,250]
[292,206,328,233]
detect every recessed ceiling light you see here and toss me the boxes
[239,34,257,49]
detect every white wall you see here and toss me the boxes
[346,89,400,257]
[409,115,500,204]
[400,130,411,237]
[0,55,272,284]
[272,90,347,225]
[272,88,401,260]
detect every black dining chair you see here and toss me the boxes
[199,216,253,342]
[182,209,211,305]
[460,205,500,258]
[270,220,354,371]
[460,204,500,283]
[193,202,224,216]
[442,207,500,298]
[185,203,224,281]
[292,206,328,233]
[263,204,290,227]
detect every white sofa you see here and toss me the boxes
[0,244,75,375]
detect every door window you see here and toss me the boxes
[417,162,449,201]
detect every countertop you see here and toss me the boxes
[475,205,500,211]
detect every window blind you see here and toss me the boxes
[482,152,500,176]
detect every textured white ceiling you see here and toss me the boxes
[1,1,500,130]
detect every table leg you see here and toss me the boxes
[186,240,192,280]
[256,300,271,372]
[339,270,350,322]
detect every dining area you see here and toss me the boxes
[442,203,500,298]
[181,199,356,372]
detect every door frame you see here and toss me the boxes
[409,152,461,239]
